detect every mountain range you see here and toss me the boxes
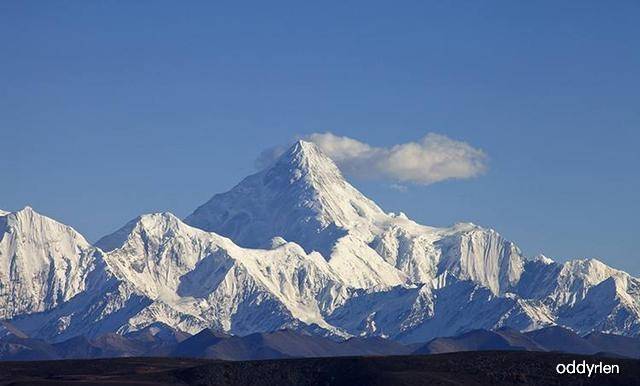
[2,322,640,361]
[1,140,639,348]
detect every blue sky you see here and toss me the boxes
[1,1,638,274]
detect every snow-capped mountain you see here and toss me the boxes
[1,140,639,344]
[184,141,525,293]
[0,208,101,319]
[185,141,386,255]
[185,141,407,289]
[9,212,350,342]
[95,212,349,337]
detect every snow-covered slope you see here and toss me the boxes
[96,212,350,336]
[327,274,553,343]
[181,140,639,339]
[517,257,640,336]
[185,141,525,292]
[0,208,101,319]
[185,141,407,289]
[371,222,525,295]
[185,141,386,255]
[2,140,639,343]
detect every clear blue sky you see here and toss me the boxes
[1,1,638,274]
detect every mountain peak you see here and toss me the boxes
[12,205,36,218]
[533,254,554,265]
[286,140,322,157]
[137,212,182,228]
[185,140,385,256]
[96,212,193,252]
[0,206,97,319]
[291,139,319,153]
[1,206,89,245]
[7,206,40,219]
[272,140,343,181]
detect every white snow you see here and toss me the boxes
[0,207,99,319]
[2,140,639,342]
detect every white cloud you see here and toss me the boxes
[389,183,409,192]
[307,132,487,185]
[254,144,288,170]
[257,132,488,185]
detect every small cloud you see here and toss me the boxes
[390,184,408,192]
[306,132,487,185]
[254,144,287,169]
